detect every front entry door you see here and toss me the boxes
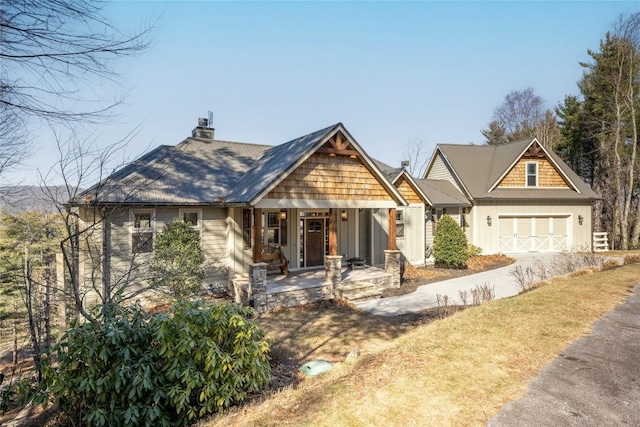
[305,219,325,266]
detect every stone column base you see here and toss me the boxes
[384,250,402,288]
[325,255,344,297]
[249,262,268,313]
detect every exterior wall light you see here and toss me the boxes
[487,215,492,226]
[341,210,347,221]
[279,210,287,221]
[578,215,583,225]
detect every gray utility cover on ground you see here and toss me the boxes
[489,285,640,427]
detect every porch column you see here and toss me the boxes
[384,250,401,288]
[249,262,268,313]
[388,208,397,250]
[253,208,263,263]
[328,208,338,256]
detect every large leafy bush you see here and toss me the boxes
[433,215,469,268]
[156,301,271,424]
[37,301,270,427]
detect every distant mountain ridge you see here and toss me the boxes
[0,185,76,214]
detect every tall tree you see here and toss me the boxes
[578,13,640,249]
[556,95,594,183]
[0,0,151,175]
[482,88,561,148]
[0,211,64,378]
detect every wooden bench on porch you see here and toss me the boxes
[262,244,289,275]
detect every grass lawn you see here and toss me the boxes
[202,263,640,427]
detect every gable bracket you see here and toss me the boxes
[317,147,359,157]
[523,141,546,159]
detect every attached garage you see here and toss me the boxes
[497,215,570,253]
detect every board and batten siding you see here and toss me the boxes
[397,204,425,265]
[472,200,592,254]
[426,152,463,193]
[359,208,372,265]
[338,208,359,261]
[371,208,389,266]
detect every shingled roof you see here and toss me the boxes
[75,122,406,207]
[224,124,339,204]
[429,138,599,200]
[415,179,471,206]
[75,137,270,205]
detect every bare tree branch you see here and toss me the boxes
[0,0,153,176]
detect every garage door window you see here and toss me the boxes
[526,162,538,187]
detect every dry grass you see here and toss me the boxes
[624,253,640,264]
[201,264,640,427]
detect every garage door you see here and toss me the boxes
[497,216,569,253]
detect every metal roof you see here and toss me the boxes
[415,179,472,206]
[224,124,339,203]
[75,137,270,205]
[75,122,407,207]
[433,139,599,200]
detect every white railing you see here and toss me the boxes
[593,232,609,252]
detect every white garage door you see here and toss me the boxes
[497,216,569,253]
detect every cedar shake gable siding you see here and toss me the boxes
[395,176,423,204]
[498,157,570,188]
[266,152,392,201]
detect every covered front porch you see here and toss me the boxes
[232,261,398,312]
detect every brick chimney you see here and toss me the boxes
[192,117,215,139]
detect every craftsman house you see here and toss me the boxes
[73,121,408,311]
[72,120,598,311]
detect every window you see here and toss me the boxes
[396,210,405,238]
[179,208,202,239]
[131,210,155,253]
[242,209,252,250]
[264,211,288,246]
[526,162,538,187]
[180,209,201,227]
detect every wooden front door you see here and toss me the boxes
[305,219,325,266]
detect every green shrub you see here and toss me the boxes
[37,301,270,427]
[37,304,168,426]
[156,300,270,425]
[433,215,469,268]
[467,244,482,257]
[150,219,205,298]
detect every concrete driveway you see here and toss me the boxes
[488,285,640,427]
[355,253,557,316]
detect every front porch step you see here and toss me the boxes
[338,281,383,301]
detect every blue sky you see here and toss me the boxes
[10,1,638,185]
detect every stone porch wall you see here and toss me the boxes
[267,283,334,310]
[230,252,402,312]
